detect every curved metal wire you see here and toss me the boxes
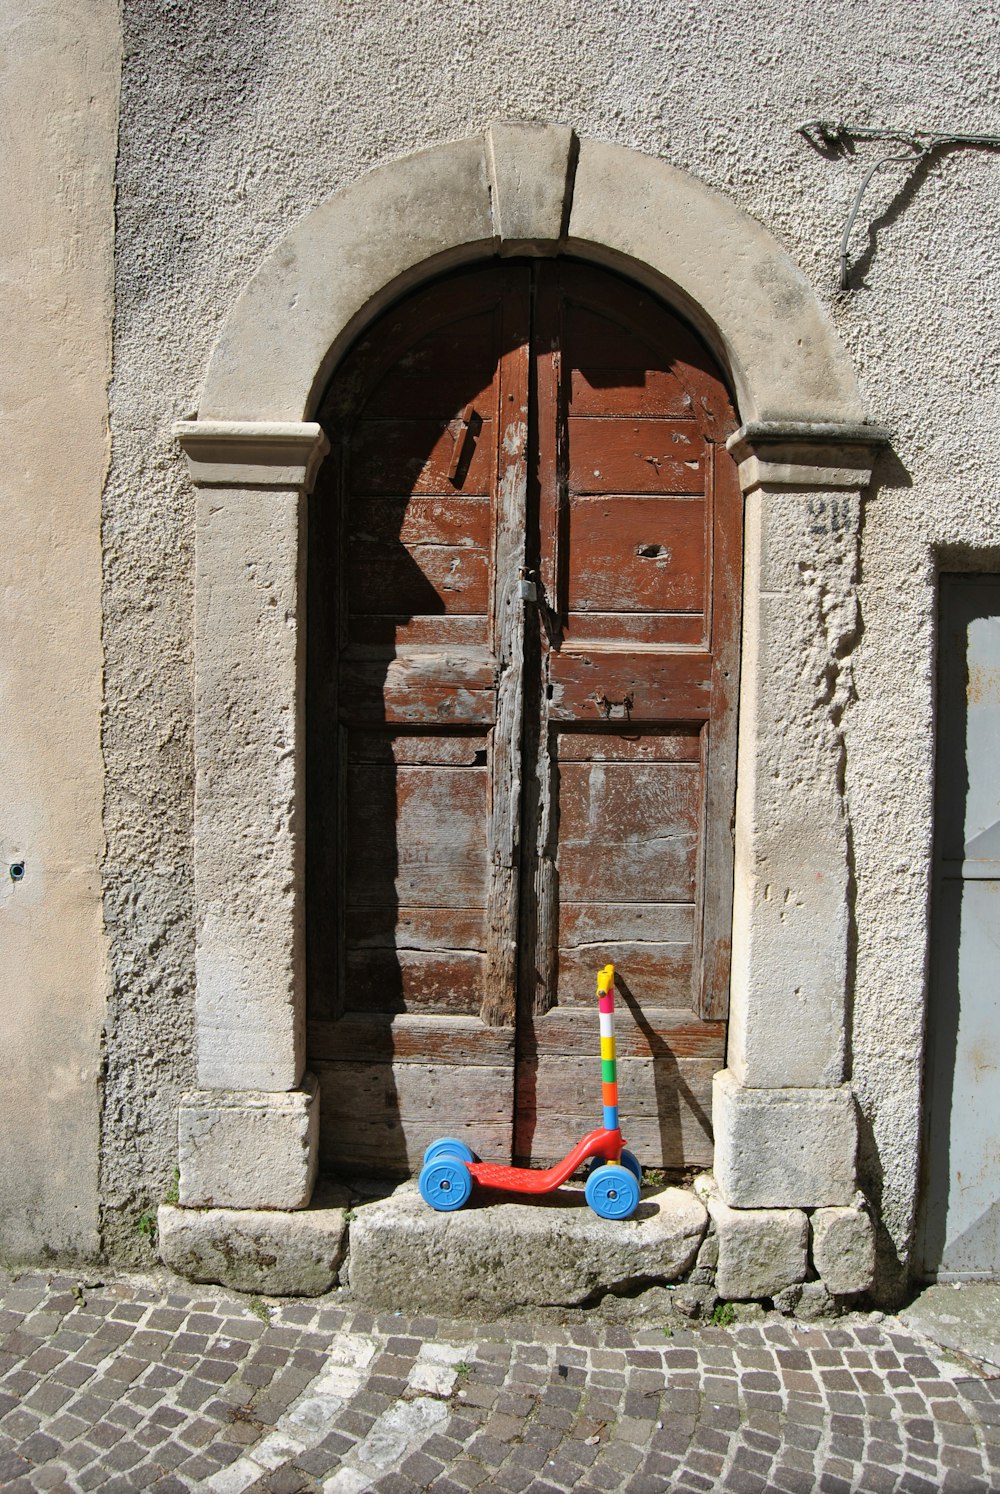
[797,121,1000,290]
[838,145,926,290]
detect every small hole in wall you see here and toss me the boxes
[9,862,25,882]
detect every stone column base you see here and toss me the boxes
[713,1068,858,1209]
[158,1188,348,1296]
[178,1072,319,1210]
[695,1172,876,1302]
[695,1174,808,1299]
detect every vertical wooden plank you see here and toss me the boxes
[698,441,744,1019]
[482,278,532,1027]
[520,270,564,1022]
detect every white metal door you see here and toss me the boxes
[918,574,1000,1279]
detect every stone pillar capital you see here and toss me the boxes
[174,419,330,491]
[726,420,890,495]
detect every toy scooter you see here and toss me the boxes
[418,964,642,1220]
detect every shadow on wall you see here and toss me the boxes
[848,444,914,1305]
[305,278,522,1181]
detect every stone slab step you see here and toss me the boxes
[158,1183,350,1297]
[347,1181,707,1314]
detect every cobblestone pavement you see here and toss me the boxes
[0,1272,997,1492]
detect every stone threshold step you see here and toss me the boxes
[159,1180,707,1312]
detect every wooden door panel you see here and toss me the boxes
[567,419,706,494]
[519,1006,723,1059]
[566,494,707,615]
[560,900,693,943]
[555,736,702,1012]
[349,415,496,497]
[556,613,707,647]
[347,545,491,619]
[343,740,489,1021]
[558,728,703,763]
[318,1057,514,1176]
[347,493,492,548]
[347,494,492,619]
[557,945,695,1005]
[347,613,492,649]
[346,904,486,948]
[564,308,706,405]
[516,1055,718,1167]
[558,755,702,835]
[547,652,713,721]
[308,266,531,1172]
[569,365,697,417]
[345,950,485,1014]
[358,312,499,391]
[344,762,489,907]
[338,655,497,725]
[310,1012,515,1064]
[363,369,498,421]
[361,317,498,418]
[558,852,697,907]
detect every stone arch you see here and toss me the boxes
[197,123,864,427]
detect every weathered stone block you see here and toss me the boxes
[348,1183,707,1315]
[192,481,308,1093]
[775,1280,840,1319]
[671,1284,717,1320]
[178,1074,319,1210]
[712,1069,857,1209]
[697,1174,808,1300]
[158,1192,347,1296]
[695,1230,719,1270]
[487,121,575,246]
[811,1200,876,1295]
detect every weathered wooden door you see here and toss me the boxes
[308,261,741,1176]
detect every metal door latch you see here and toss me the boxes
[594,692,634,721]
[519,568,538,604]
[447,404,481,486]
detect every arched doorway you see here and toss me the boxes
[306,258,742,1177]
[173,128,881,1257]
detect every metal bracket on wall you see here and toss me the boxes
[797,120,1000,291]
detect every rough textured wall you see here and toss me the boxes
[0,0,119,1262]
[105,0,1000,1280]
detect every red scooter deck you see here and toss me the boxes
[467,1127,626,1195]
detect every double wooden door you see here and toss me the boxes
[307,261,742,1176]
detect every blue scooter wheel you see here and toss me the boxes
[585,1163,640,1220]
[419,1157,473,1212]
[619,1149,642,1184]
[584,1148,642,1185]
[422,1137,477,1166]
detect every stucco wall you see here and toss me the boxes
[103,0,1000,1284]
[0,0,118,1262]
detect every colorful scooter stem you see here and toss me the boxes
[598,963,619,1134]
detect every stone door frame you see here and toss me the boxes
[174,123,887,1215]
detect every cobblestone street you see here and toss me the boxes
[0,1272,997,1492]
